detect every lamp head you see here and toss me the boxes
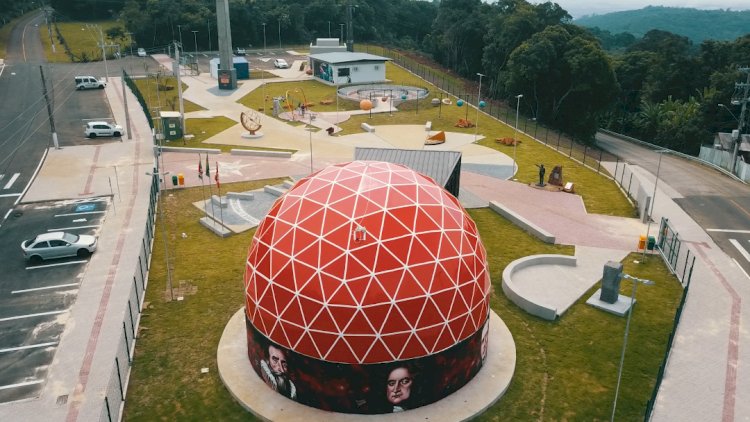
[516,94,523,99]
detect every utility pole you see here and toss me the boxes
[39,66,59,149]
[88,24,114,82]
[730,67,750,174]
[346,0,354,52]
[43,7,55,53]
[207,19,212,52]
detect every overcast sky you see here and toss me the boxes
[528,1,750,19]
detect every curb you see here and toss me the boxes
[489,200,555,243]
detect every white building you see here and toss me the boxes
[308,52,390,85]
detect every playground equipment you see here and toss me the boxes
[284,88,309,121]
[425,131,446,145]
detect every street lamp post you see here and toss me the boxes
[611,274,655,422]
[642,149,666,260]
[340,23,345,44]
[192,30,198,55]
[177,25,183,52]
[262,23,267,54]
[328,21,331,38]
[474,72,485,142]
[278,19,282,50]
[513,94,523,178]
[207,19,212,52]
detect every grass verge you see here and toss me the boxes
[123,188,681,421]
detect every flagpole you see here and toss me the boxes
[199,154,208,220]
[216,161,225,228]
[206,155,217,228]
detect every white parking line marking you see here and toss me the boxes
[26,260,87,270]
[12,283,79,294]
[729,239,750,263]
[0,193,22,198]
[0,379,44,391]
[46,224,100,232]
[0,342,57,353]
[55,211,105,217]
[0,310,66,322]
[708,229,750,234]
[734,258,750,281]
[3,173,19,189]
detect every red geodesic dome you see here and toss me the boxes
[244,161,490,364]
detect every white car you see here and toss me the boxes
[137,48,147,57]
[22,231,98,264]
[85,121,124,138]
[75,75,106,90]
[273,58,289,69]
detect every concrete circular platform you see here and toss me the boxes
[217,309,515,421]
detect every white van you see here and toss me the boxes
[75,76,106,90]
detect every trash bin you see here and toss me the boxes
[638,235,646,250]
[647,236,656,251]
[171,174,178,186]
[178,173,185,186]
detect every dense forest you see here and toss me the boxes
[43,0,750,154]
[575,6,750,44]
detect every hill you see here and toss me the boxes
[574,6,750,43]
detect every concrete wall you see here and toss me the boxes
[489,201,555,243]
[502,254,577,321]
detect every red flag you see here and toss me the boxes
[198,154,203,180]
[214,161,220,188]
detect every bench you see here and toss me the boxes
[425,121,432,131]
[361,122,375,133]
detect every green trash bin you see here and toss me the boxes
[647,236,656,250]
[171,174,178,186]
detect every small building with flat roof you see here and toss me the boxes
[309,38,347,55]
[309,52,390,85]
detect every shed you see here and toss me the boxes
[309,52,390,85]
[210,57,249,80]
[354,147,462,197]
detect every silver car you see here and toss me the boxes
[22,232,98,264]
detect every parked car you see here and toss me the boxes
[85,121,124,138]
[22,231,98,264]
[235,47,246,56]
[273,58,289,69]
[75,75,106,90]
[137,48,147,57]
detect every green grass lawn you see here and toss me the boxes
[236,79,360,114]
[41,21,128,63]
[123,184,681,421]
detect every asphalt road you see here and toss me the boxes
[0,197,107,403]
[596,131,750,277]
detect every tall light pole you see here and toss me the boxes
[262,23,267,53]
[192,30,198,55]
[474,72,485,142]
[278,18,282,50]
[207,19,212,52]
[642,149,666,260]
[177,24,183,51]
[339,23,345,44]
[328,21,331,38]
[513,94,523,177]
[611,274,655,422]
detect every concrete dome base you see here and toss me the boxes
[217,309,515,421]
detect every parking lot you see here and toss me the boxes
[0,197,108,403]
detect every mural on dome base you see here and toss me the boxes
[246,315,490,414]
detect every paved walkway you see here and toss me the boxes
[4,53,747,421]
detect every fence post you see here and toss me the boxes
[556,132,561,150]
[583,145,588,166]
[598,149,603,173]
[569,138,574,157]
[115,356,125,400]
[627,173,633,195]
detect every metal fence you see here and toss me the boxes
[98,175,159,422]
[359,45,618,174]
[644,217,695,421]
